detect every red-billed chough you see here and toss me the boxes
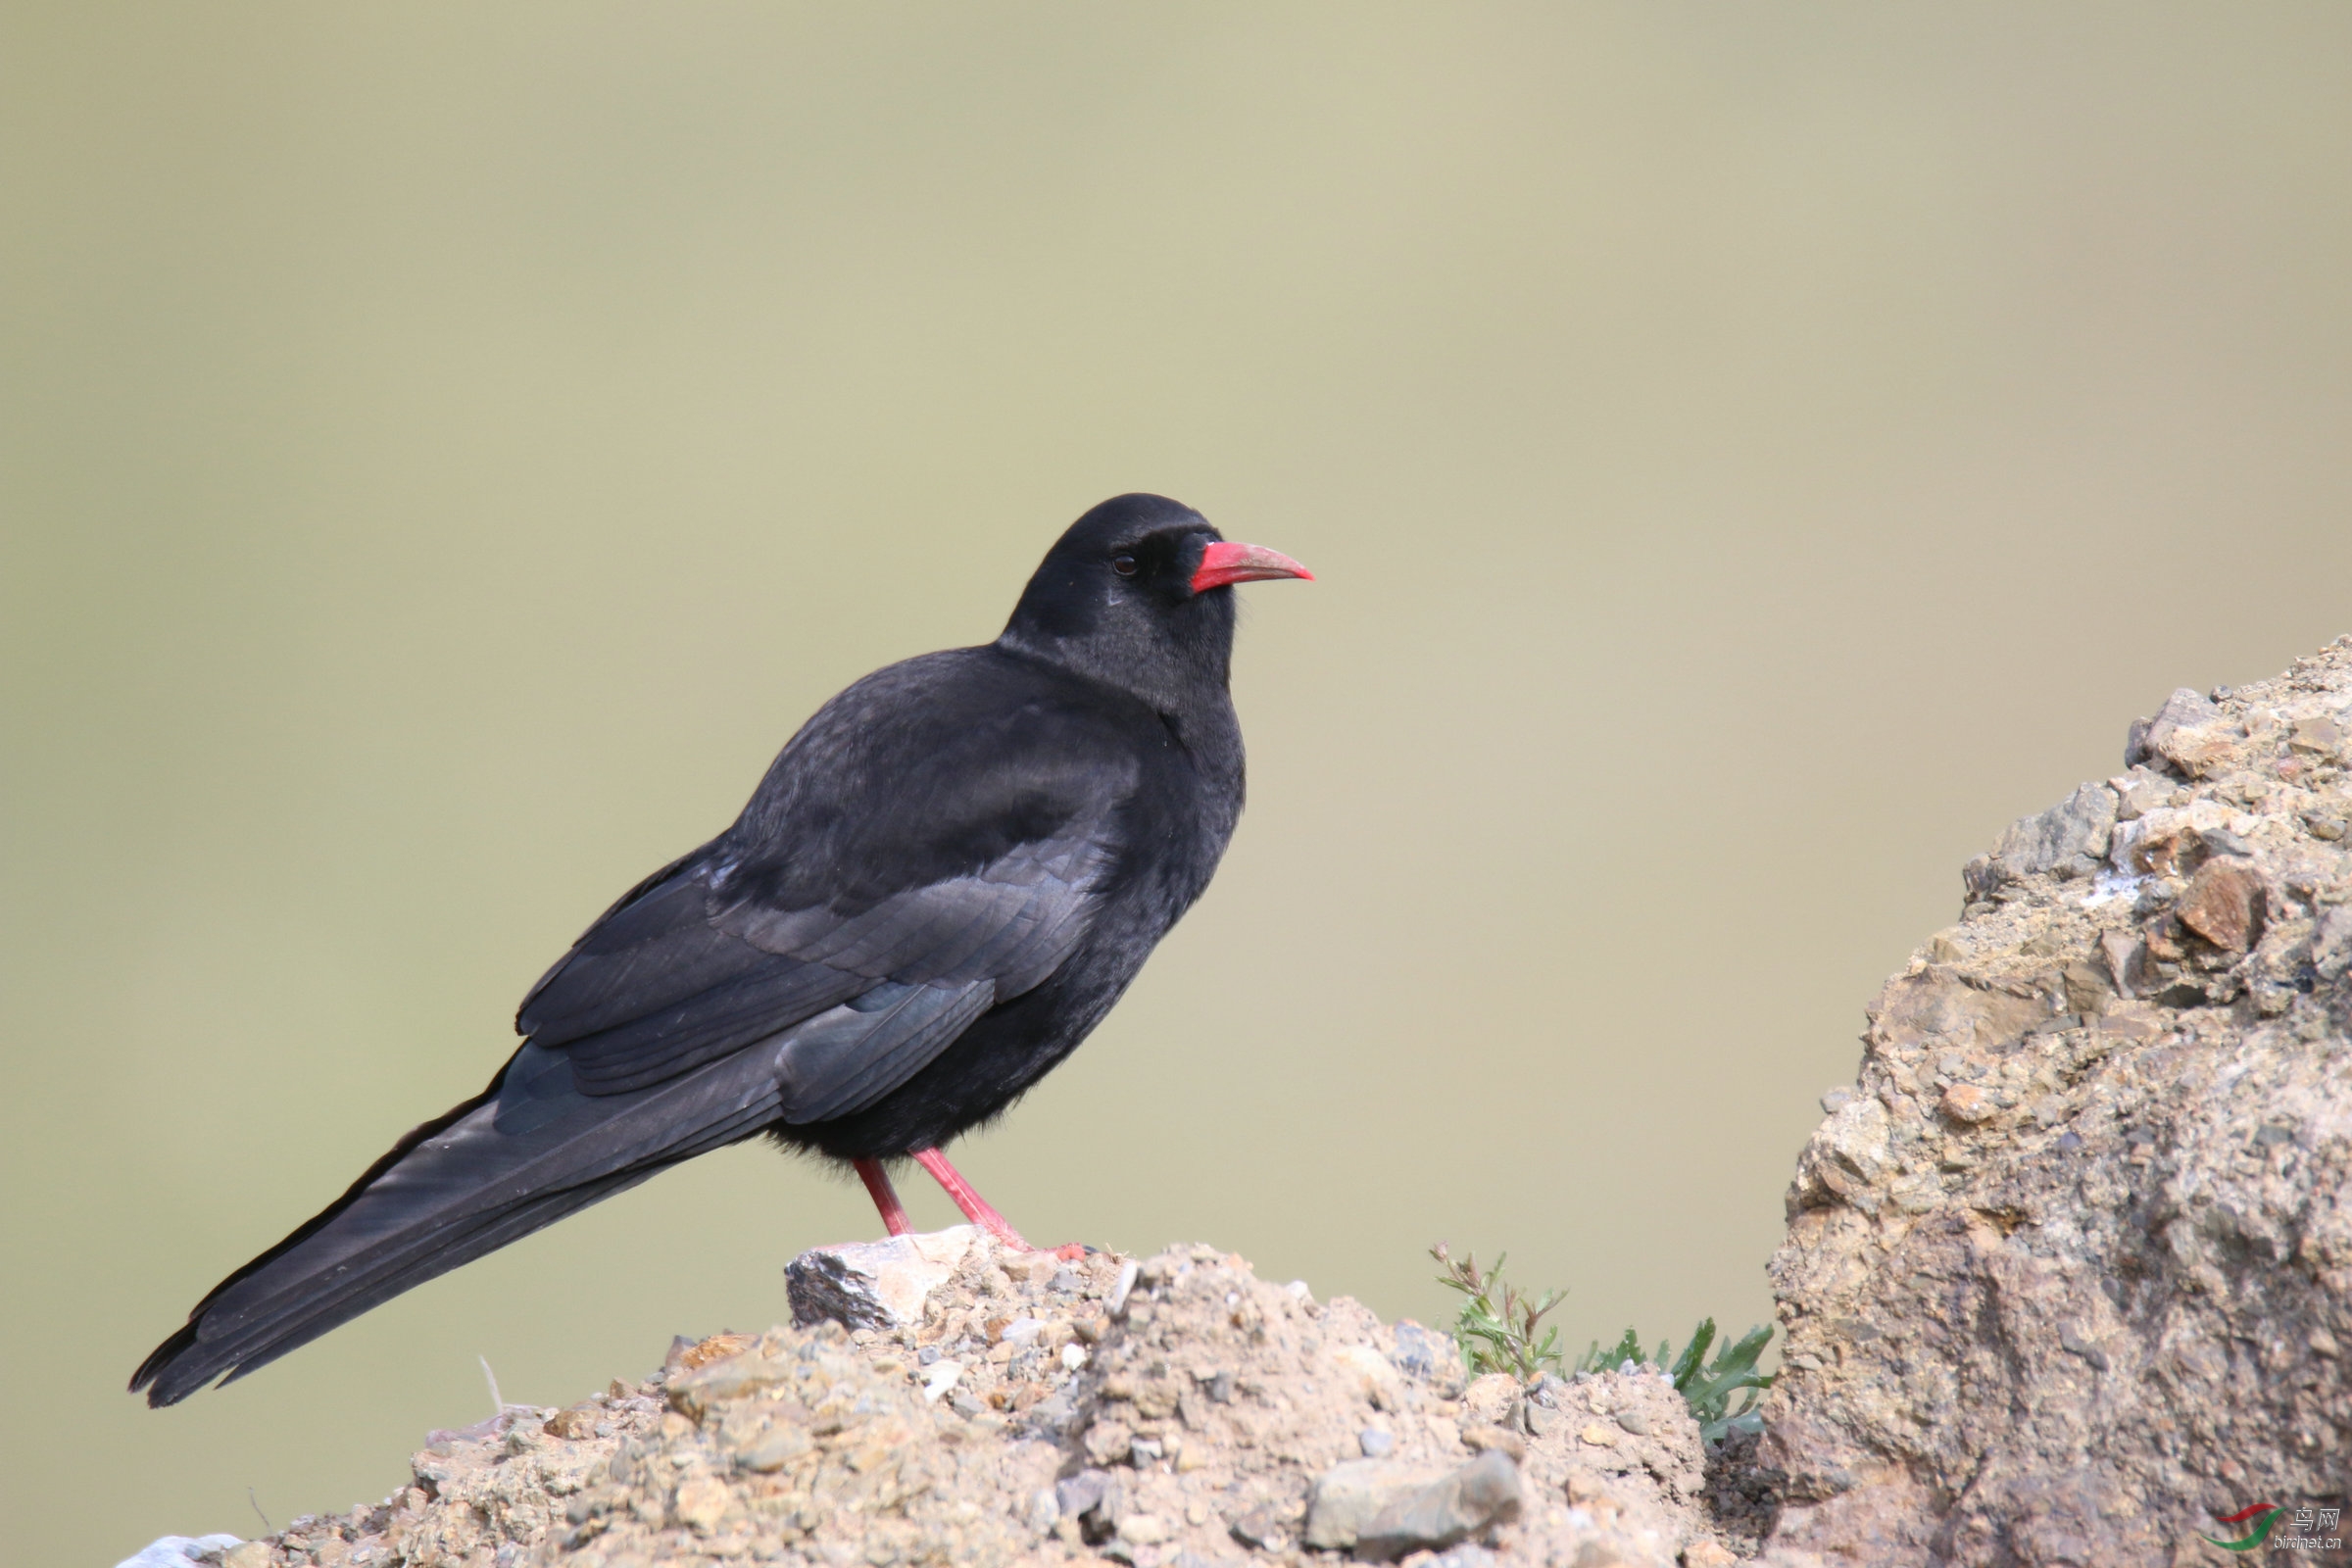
[131,493,1309,1406]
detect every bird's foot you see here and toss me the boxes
[908,1148,1082,1259]
[971,1222,1087,1262]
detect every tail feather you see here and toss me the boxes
[131,1041,783,1406]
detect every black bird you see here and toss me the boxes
[132,494,1309,1407]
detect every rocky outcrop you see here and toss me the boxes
[1763,636,2352,1566]
[166,1237,1752,1567]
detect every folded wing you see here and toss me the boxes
[522,671,1137,1108]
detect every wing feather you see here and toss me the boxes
[515,656,1138,1119]
[773,979,998,1123]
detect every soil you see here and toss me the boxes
[178,1239,1765,1568]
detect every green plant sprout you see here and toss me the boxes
[1430,1243,1565,1381]
[1575,1318,1778,1443]
[1433,1244,1777,1444]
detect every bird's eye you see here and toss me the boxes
[1111,555,1138,577]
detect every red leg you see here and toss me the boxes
[911,1148,1030,1248]
[912,1148,1086,1259]
[854,1156,912,1237]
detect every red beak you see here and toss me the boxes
[1190,541,1315,594]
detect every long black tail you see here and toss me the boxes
[130,1041,784,1406]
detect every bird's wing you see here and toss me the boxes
[514,854,876,1096]
[518,687,1136,1111]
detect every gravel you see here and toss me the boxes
[183,1234,1758,1566]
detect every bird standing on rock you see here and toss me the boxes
[132,493,1310,1406]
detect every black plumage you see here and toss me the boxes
[131,493,1308,1407]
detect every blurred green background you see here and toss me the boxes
[6,4,2352,1560]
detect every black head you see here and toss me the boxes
[998,494,1310,710]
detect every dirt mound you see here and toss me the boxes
[177,1234,1762,1567]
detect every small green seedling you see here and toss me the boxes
[1575,1317,1777,1443]
[1433,1243,1776,1444]
[1430,1243,1565,1381]
[1574,1327,1647,1376]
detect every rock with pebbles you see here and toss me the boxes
[1763,634,2352,1566]
[2124,685,2227,773]
[183,1233,1764,1567]
[783,1224,986,1332]
[1963,781,2119,898]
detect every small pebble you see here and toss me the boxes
[921,1360,964,1402]
[1056,1470,1111,1518]
[1117,1513,1170,1546]
[1428,1546,1499,1568]
[1359,1428,1396,1457]
[1060,1343,1088,1372]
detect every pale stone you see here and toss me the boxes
[672,1473,732,1531]
[785,1225,985,1331]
